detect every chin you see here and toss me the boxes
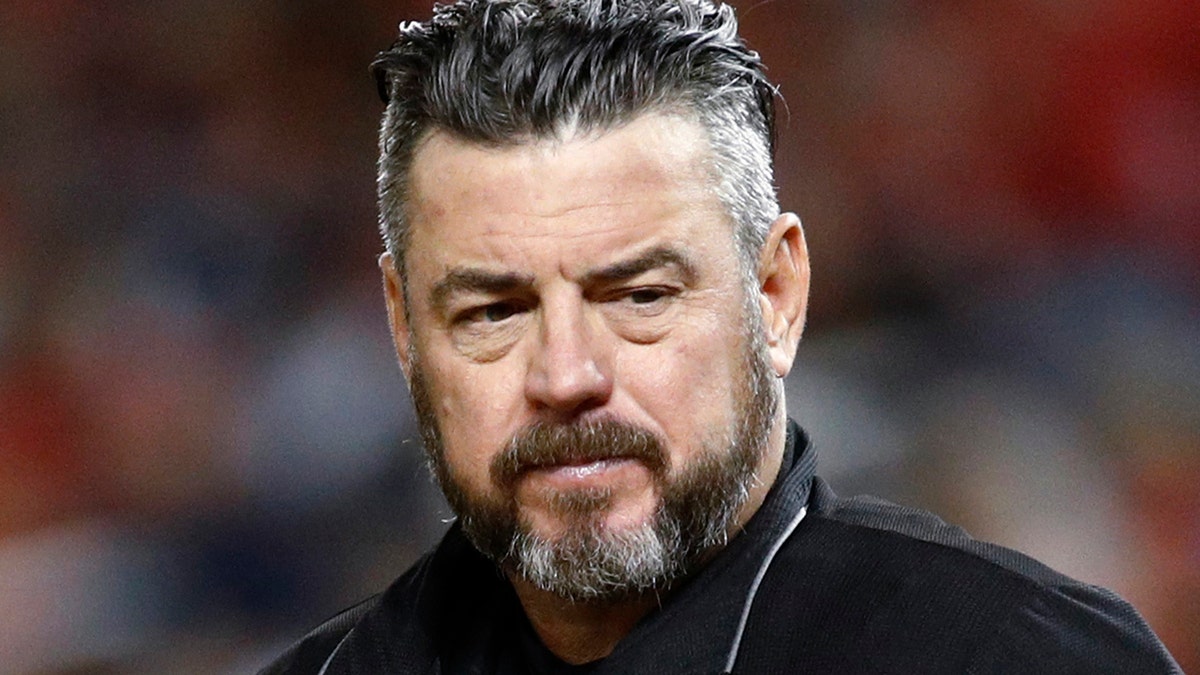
[530,486,660,532]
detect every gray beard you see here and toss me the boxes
[407,305,779,602]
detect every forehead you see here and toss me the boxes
[404,113,735,278]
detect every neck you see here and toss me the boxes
[507,413,790,664]
[508,576,663,664]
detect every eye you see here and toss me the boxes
[606,286,679,317]
[627,288,668,305]
[461,301,523,324]
[446,299,530,362]
[482,302,519,322]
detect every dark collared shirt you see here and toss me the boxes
[261,422,1181,674]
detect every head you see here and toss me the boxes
[372,0,809,603]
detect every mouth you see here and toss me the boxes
[522,457,647,491]
[492,418,668,492]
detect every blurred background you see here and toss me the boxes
[0,0,1196,671]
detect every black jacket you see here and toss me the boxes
[260,423,1181,674]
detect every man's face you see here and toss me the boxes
[386,114,792,599]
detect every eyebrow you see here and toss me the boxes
[430,268,535,315]
[580,245,699,287]
[428,245,698,313]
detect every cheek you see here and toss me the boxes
[666,308,745,395]
[426,359,524,486]
[619,325,743,461]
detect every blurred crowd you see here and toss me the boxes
[0,1,1196,672]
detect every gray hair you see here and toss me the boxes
[371,0,780,281]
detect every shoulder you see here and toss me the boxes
[738,477,1181,673]
[255,553,435,675]
[256,594,382,675]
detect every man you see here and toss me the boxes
[261,0,1180,672]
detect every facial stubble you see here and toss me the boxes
[407,299,779,602]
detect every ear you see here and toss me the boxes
[757,213,810,378]
[380,252,414,381]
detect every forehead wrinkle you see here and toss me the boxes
[413,116,715,213]
[518,197,674,221]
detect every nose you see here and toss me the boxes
[524,293,613,418]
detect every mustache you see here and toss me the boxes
[491,419,668,489]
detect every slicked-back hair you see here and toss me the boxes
[371,0,780,283]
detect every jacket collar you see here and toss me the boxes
[599,420,815,673]
[326,420,817,674]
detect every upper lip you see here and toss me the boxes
[522,455,629,472]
